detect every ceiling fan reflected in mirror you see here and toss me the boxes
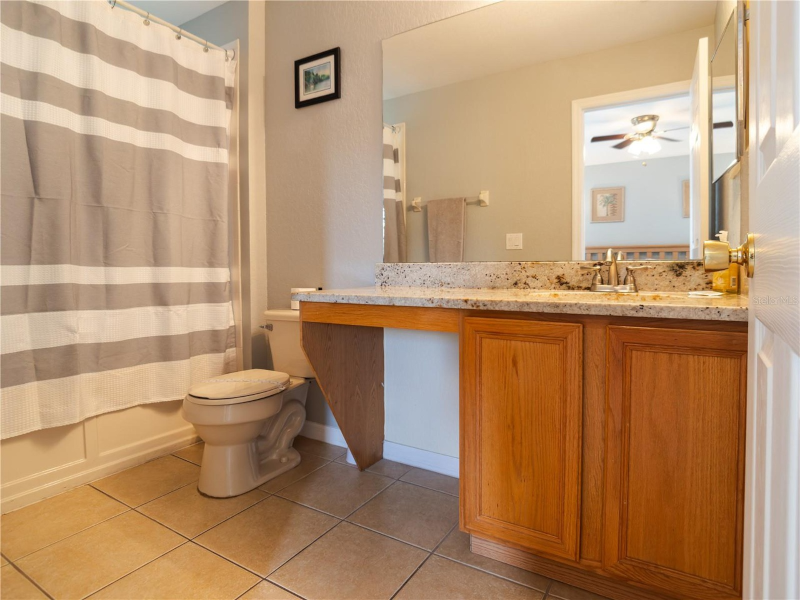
[590,114,734,157]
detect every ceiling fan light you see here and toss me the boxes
[627,140,643,156]
[639,136,661,155]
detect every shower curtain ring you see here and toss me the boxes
[203,40,209,53]
[143,12,150,26]
[176,28,182,40]
[224,49,229,62]
[109,0,116,8]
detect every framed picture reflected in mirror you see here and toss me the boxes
[591,187,625,223]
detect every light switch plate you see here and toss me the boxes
[506,233,523,250]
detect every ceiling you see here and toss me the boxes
[383,0,717,100]
[127,1,227,27]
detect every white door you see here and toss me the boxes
[690,37,710,259]
[744,2,800,599]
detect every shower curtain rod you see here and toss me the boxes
[109,0,228,56]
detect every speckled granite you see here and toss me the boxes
[293,287,747,321]
[375,261,712,292]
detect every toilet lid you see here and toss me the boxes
[187,369,290,400]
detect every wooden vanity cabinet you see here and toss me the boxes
[460,316,584,561]
[603,325,748,600]
[460,314,748,600]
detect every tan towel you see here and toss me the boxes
[427,197,466,262]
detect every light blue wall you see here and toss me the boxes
[584,155,690,248]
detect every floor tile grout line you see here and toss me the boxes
[233,580,261,600]
[178,492,273,541]
[259,457,334,495]
[4,557,56,600]
[389,549,435,600]
[245,576,309,600]
[340,478,399,521]
[343,521,441,553]
[412,521,551,597]
[89,476,200,511]
[272,474,394,521]
[272,479,455,558]
[334,456,459,496]
[81,540,191,599]
[397,477,459,497]
[431,525,551,593]
[260,518,346,582]
[433,553,550,595]
[186,538,277,580]
[170,453,203,467]
[2,504,135,565]
[334,455,442,484]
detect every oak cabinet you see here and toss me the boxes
[604,326,747,600]
[460,316,583,561]
[461,314,748,600]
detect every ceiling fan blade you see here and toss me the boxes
[653,135,681,142]
[661,126,690,133]
[612,138,634,150]
[591,133,628,142]
[713,121,734,129]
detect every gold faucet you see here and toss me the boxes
[580,249,651,293]
[605,248,624,286]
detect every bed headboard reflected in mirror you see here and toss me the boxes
[381,0,746,263]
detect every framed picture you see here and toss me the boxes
[682,179,690,218]
[591,187,625,223]
[295,47,341,109]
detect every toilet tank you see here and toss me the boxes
[263,310,315,378]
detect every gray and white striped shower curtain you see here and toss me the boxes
[0,0,238,438]
[383,124,406,263]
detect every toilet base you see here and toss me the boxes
[198,444,301,498]
[191,393,309,498]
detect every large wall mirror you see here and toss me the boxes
[382,0,744,263]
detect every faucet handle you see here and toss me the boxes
[580,265,604,287]
[623,265,654,286]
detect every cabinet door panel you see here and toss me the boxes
[604,326,747,600]
[461,317,582,561]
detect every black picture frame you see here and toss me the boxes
[295,47,341,109]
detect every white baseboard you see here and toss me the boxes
[1,425,198,513]
[300,420,348,448]
[300,420,459,478]
[382,441,459,478]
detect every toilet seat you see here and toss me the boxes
[186,369,290,406]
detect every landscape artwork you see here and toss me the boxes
[304,62,331,94]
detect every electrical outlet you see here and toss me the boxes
[506,233,523,250]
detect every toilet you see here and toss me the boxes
[182,310,314,498]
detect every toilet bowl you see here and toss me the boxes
[182,310,316,498]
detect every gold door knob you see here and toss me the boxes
[703,233,755,277]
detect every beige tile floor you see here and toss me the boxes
[1,437,610,600]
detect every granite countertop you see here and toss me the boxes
[293,286,748,321]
